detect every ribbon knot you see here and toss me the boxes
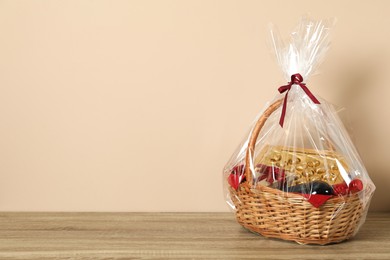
[278,73,320,127]
[290,73,304,84]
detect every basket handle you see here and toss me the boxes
[243,98,336,185]
[244,99,283,184]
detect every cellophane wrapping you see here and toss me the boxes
[223,17,375,244]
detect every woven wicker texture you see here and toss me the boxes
[230,184,364,245]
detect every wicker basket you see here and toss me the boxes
[229,99,365,245]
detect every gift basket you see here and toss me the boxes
[223,17,375,245]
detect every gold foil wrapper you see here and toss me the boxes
[254,145,348,186]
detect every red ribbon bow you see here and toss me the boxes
[278,73,321,127]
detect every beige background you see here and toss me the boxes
[0,0,389,211]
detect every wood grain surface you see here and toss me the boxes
[0,212,389,259]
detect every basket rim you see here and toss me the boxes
[238,182,361,204]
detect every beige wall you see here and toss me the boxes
[0,0,389,211]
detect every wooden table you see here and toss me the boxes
[0,212,389,259]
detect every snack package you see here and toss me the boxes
[223,17,375,245]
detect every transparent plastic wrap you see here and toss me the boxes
[223,17,375,245]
